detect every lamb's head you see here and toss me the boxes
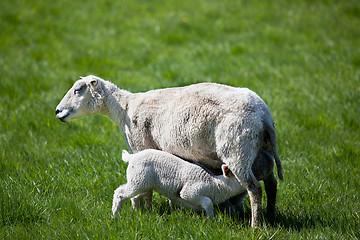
[55,75,105,122]
[221,164,246,193]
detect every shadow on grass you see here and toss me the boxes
[149,200,335,231]
[273,211,340,231]
[230,207,334,231]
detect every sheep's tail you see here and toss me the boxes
[263,118,284,181]
[122,150,131,163]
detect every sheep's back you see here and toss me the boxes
[125,83,268,168]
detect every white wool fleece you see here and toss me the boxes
[112,149,246,216]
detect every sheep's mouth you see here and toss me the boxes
[56,109,72,122]
[58,114,69,122]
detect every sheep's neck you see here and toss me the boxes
[101,81,130,129]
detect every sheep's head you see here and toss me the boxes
[55,75,104,122]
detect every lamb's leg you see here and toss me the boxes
[198,196,214,217]
[180,186,215,217]
[229,191,248,216]
[131,190,153,210]
[131,192,146,210]
[144,190,153,209]
[217,199,236,216]
[185,195,215,217]
[131,195,143,210]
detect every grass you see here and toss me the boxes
[1,0,359,239]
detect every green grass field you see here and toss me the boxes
[1,0,359,239]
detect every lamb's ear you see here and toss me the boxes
[222,164,231,177]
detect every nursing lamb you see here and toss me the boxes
[112,149,247,217]
[55,75,283,227]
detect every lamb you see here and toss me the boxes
[125,148,278,219]
[112,149,247,217]
[55,75,283,227]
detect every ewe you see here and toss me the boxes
[112,149,246,217]
[56,75,283,227]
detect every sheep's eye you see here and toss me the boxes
[74,85,85,94]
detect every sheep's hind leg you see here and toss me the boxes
[264,173,277,222]
[229,168,262,227]
[246,174,262,227]
[222,147,262,226]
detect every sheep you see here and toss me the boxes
[112,149,247,217]
[55,75,283,227]
[126,148,278,220]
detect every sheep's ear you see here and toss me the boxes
[87,77,99,90]
[90,79,98,87]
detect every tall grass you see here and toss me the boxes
[1,0,359,239]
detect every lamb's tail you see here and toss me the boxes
[122,150,131,163]
[263,118,284,181]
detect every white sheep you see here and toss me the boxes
[56,75,283,227]
[112,149,247,217]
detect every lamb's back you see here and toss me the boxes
[126,150,216,196]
